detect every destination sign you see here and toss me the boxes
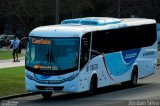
[32,38,51,44]
[34,65,51,69]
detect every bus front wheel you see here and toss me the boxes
[42,92,52,99]
[89,75,97,95]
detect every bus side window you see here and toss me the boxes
[80,33,91,69]
[81,38,88,61]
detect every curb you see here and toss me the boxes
[0,92,40,101]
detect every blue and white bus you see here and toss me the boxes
[24,17,157,98]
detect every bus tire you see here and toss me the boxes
[129,67,138,87]
[42,92,52,99]
[121,67,138,87]
[89,75,97,95]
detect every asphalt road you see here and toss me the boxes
[1,67,160,106]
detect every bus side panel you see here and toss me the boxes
[88,51,135,89]
[89,55,111,88]
[104,52,134,84]
[79,65,90,92]
[70,41,156,93]
[138,42,157,79]
[79,55,113,92]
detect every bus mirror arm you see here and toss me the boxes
[18,37,29,53]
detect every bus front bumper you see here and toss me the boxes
[25,70,79,93]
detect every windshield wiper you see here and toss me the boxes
[45,45,60,70]
[46,46,51,63]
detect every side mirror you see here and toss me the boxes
[18,37,29,53]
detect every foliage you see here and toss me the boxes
[0,0,160,36]
[0,0,55,36]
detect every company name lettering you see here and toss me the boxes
[125,53,137,59]
[143,51,154,56]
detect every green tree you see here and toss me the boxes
[61,0,93,19]
[0,0,55,36]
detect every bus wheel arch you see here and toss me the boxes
[89,73,98,95]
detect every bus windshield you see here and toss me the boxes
[26,37,79,72]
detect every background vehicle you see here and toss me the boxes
[22,17,157,99]
[0,34,14,48]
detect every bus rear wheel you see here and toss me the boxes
[121,67,138,87]
[129,67,138,87]
[42,92,52,99]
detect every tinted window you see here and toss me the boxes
[92,24,156,55]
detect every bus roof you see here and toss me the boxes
[29,17,156,38]
[61,17,122,26]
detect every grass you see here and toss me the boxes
[0,66,26,97]
[0,50,24,60]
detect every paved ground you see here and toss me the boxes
[0,58,25,69]
[0,48,25,69]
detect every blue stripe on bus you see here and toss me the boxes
[104,49,141,76]
[102,54,114,80]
